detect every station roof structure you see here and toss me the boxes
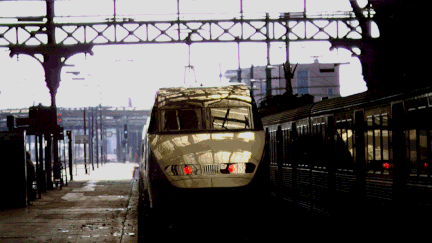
[0,106,150,131]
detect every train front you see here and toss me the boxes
[150,85,265,188]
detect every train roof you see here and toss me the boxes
[261,104,315,125]
[262,86,432,126]
[155,84,252,108]
[310,88,395,114]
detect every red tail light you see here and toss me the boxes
[184,166,192,175]
[424,163,428,168]
[228,164,236,173]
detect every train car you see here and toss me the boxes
[262,86,432,217]
[139,84,265,210]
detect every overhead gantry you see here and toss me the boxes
[1,0,369,104]
[2,1,426,101]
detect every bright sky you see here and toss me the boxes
[0,0,368,110]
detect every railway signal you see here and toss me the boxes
[124,124,128,139]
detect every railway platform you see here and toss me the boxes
[0,162,138,243]
[0,161,429,242]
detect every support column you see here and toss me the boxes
[91,107,95,170]
[84,108,88,174]
[265,13,272,98]
[67,131,73,181]
[45,135,53,190]
[8,0,93,189]
[237,41,242,83]
[96,107,99,168]
[100,106,105,165]
[284,33,294,96]
[53,136,61,184]
[265,66,272,98]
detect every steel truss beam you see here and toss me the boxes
[0,15,363,46]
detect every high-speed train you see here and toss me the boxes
[139,84,265,209]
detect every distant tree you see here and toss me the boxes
[258,92,314,117]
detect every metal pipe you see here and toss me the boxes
[84,108,88,174]
[67,131,73,181]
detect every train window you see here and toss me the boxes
[180,109,200,130]
[419,129,427,161]
[163,110,179,130]
[210,107,251,130]
[367,129,374,161]
[382,129,389,160]
[408,129,417,163]
[374,115,381,126]
[375,116,381,161]
[367,116,373,126]
[347,128,353,157]
[297,125,308,136]
[382,115,388,126]
[321,123,326,141]
[269,130,277,166]
[342,128,347,145]
[311,122,328,168]
[282,128,291,166]
[335,119,354,170]
[161,109,201,131]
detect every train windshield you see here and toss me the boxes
[161,109,202,131]
[210,107,251,130]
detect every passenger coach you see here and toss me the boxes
[262,86,432,216]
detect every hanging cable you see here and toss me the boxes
[184,32,197,85]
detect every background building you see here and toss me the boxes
[225,60,343,105]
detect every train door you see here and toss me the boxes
[279,122,293,203]
[333,112,356,214]
[295,118,312,211]
[403,94,432,210]
[334,112,355,173]
[310,116,327,169]
[267,125,278,197]
[364,106,392,180]
[404,96,431,180]
[364,105,393,211]
[310,115,330,215]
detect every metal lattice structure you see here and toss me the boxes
[0,13,365,46]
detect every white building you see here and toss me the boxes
[225,60,343,104]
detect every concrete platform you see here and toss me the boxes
[0,162,139,243]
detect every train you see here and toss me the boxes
[261,85,432,217]
[138,84,266,211]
